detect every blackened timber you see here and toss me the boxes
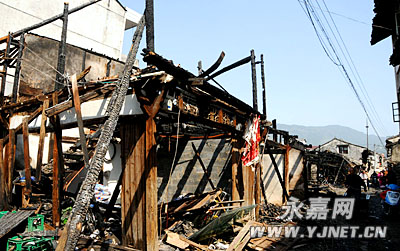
[260,54,266,117]
[0,34,11,105]
[55,3,68,90]
[12,33,25,103]
[10,0,101,38]
[250,49,257,111]
[198,51,225,77]
[206,56,251,80]
[60,14,146,251]
[45,85,114,117]
[145,0,155,52]
[6,129,16,204]
[142,51,259,118]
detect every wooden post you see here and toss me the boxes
[55,3,68,90]
[145,118,158,251]
[52,94,64,227]
[231,138,240,201]
[250,49,257,111]
[71,74,89,167]
[121,121,146,249]
[36,99,49,181]
[22,118,31,195]
[255,163,261,220]
[260,54,267,117]
[12,33,25,103]
[284,145,291,204]
[7,129,16,204]
[0,34,11,105]
[146,0,155,52]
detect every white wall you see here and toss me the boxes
[0,0,141,59]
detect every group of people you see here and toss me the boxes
[345,166,397,196]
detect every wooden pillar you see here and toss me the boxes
[22,118,31,195]
[52,94,64,227]
[121,119,158,250]
[284,145,291,204]
[145,0,155,52]
[36,99,49,181]
[0,139,6,210]
[145,118,158,251]
[231,138,240,201]
[255,163,261,220]
[7,129,16,204]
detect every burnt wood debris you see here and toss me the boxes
[0,1,368,251]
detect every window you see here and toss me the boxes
[337,145,349,154]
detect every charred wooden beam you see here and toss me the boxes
[0,34,12,105]
[206,55,251,81]
[250,49,257,111]
[55,3,69,90]
[12,33,25,103]
[45,85,113,117]
[59,14,145,251]
[260,54,266,117]
[198,51,225,77]
[145,0,155,52]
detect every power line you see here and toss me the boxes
[298,0,385,146]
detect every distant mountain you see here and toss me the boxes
[278,124,387,152]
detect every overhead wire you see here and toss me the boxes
[298,0,386,146]
[320,0,389,136]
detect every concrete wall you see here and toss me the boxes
[157,138,232,202]
[17,34,125,95]
[0,0,141,59]
[262,148,304,205]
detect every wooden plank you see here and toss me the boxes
[235,233,251,251]
[36,99,49,181]
[165,231,189,249]
[179,235,208,250]
[227,221,253,251]
[208,205,240,211]
[71,74,89,167]
[22,118,32,195]
[145,118,158,251]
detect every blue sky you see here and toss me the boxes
[120,0,397,138]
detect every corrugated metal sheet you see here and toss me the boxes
[0,210,34,238]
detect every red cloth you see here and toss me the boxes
[242,115,261,167]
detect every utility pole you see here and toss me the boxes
[393,0,400,134]
[366,118,369,151]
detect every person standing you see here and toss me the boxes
[359,170,369,190]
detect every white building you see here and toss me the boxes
[0,0,141,59]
